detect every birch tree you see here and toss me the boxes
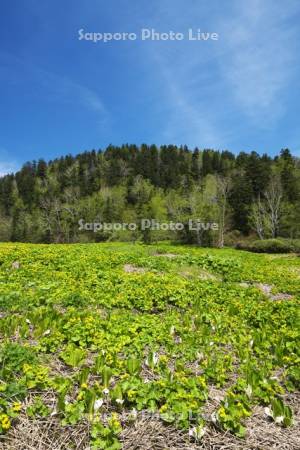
[264,177,283,238]
[216,176,231,248]
[249,195,266,240]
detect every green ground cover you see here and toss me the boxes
[0,243,299,448]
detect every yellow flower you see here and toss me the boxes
[127,389,136,399]
[160,404,168,413]
[12,402,22,412]
[109,412,121,431]
[81,383,88,389]
[197,376,206,388]
[242,407,250,416]
[159,355,168,364]
[120,373,129,380]
[218,407,226,419]
[22,363,31,374]
[0,414,11,430]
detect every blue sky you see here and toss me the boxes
[1,0,300,175]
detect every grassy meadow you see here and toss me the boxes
[0,243,299,449]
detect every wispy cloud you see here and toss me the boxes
[37,69,107,116]
[154,56,227,147]
[0,52,109,124]
[142,10,229,148]
[133,1,241,148]
[217,0,300,125]
[0,162,18,177]
[1,1,300,156]
[138,0,300,149]
[0,148,19,177]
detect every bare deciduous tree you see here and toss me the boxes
[249,177,283,239]
[264,177,283,238]
[249,195,266,240]
[216,176,231,248]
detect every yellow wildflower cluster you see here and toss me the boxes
[0,414,11,431]
[12,402,22,412]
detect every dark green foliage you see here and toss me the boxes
[236,239,300,254]
[0,145,299,244]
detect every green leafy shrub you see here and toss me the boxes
[0,344,36,380]
[236,239,300,254]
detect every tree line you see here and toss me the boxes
[0,145,299,245]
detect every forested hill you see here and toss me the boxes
[0,145,299,244]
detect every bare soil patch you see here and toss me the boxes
[154,253,178,258]
[123,264,146,274]
[238,282,294,301]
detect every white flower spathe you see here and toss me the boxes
[189,426,206,440]
[94,399,104,411]
[245,384,252,398]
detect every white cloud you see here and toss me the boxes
[136,0,300,148]
[37,69,107,116]
[157,61,226,147]
[0,52,109,123]
[217,0,300,124]
[0,147,20,177]
[0,161,18,177]
[144,28,229,147]
[133,2,235,148]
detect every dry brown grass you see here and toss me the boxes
[1,416,90,450]
[2,390,299,450]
